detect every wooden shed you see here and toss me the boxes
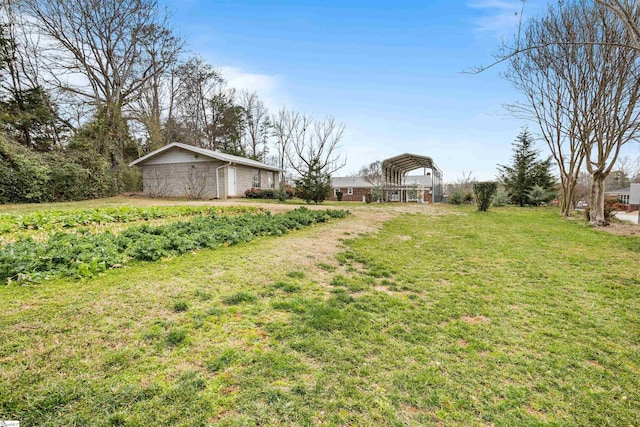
[129,143,281,199]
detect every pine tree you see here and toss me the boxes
[294,166,332,204]
[498,129,556,206]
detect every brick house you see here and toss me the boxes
[329,175,435,203]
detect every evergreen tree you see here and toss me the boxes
[498,129,556,206]
[295,167,332,204]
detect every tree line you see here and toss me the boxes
[501,0,640,225]
[0,0,345,203]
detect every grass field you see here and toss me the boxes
[1,200,639,426]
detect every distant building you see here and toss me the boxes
[605,183,640,211]
[330,153,443,203]
[330,174,435,203]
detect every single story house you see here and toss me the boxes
[330,177,374,202]
[605,183,640,211]
[129,142,281,199]
[330,174,435,203]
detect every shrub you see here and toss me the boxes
[491,187,510,207]
[244,188,276,199]
[473,181,498,212]
[449,188,464,205]
[336,190,343,201]
[0,136,120,203]
[585,198,621,224]
[528,184,554,206]
[464,192,474,204]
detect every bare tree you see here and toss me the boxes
[239,90,270,161]
[172,56,223,147]
[130,24,183,151]
[577,3,640,225]
[504,2,586,216]
[612,155,640,183]
[456,171,476,194]
[595,0,640,51]
[21,0,180,162]
[271,108,311,184]
[287,116,345,176]
[504,0,640,224]
[287,116,346,203]
[356,160,384,200]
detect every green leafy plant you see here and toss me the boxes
[0,207,350,283]
[0,205,263,235]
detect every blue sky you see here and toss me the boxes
[164,0,638,181]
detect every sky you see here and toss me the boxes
[163,0,640,182]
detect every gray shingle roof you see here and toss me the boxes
[129,142,281,171]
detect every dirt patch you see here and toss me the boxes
[597,221,640,236]
[461,315,490,325]
[233,203,454,287]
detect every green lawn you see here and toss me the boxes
[1,203,639,426]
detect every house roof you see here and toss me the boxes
[331,177,373,188]
[129,142,282,172]
[605,187,631,195]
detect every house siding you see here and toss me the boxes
[141,161,221,199]
[133,144,281,199]
[631,183,640,205]
[235,167,256,196]
[141,146,212,165]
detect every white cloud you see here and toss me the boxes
[217,66,290,112]
[468,0,529,35]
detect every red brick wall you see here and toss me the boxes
[329,187,370,202]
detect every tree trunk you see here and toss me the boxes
[589,172,608,226]
[560,174,579,217]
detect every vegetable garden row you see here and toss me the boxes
[0,205,261,234]
[0,207,349,284]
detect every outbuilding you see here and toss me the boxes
[129,143,281,199]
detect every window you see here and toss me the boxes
[347,188,353,195]
[619,195,630,204]
[253,169,260,188]
[334,188,341,196]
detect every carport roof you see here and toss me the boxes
[382,153,442,177]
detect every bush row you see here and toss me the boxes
[0,205,262,234]
[0,207,350,283]
[243,186,296,200]
[0,136,128,203]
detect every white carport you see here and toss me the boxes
[382,153,443,202]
